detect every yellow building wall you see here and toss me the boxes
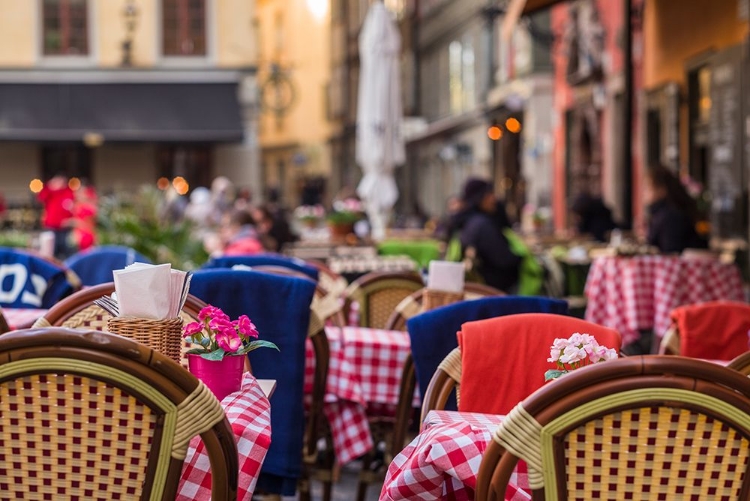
[0,0,256,69]
[257,0,331,170]
[97,0,158,67]
[0,0,36,66]
[216,0,258,67]
[643,0,748,89]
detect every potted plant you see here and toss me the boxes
[326,198,364,238]
[183,305,278,400]
[294,204,325,228]
[544,332,618,382]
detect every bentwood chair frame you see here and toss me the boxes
[728,351,750,375]
[0,327,238,500]
[475,356,750,501]
[342,271,424,329]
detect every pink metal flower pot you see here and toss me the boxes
[188,354,245,402]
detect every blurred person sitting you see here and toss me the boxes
[645,165,707,254]
[256,193,298,252]
[211,176,235,224]
[571,191,617,243]
[185,187,215,229]
[219,209,264,256]
[38,172,75,259]
[449,178,522,292]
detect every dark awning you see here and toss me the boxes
[0,82,244,142]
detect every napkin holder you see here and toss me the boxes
[107,316,183,365]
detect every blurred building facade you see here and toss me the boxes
[256,0,332,208]
[0,0,259,204]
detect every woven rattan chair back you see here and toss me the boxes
[385,283,503,332]
[32,282,208,368]
[343,271,424,329]
[305,259,348,297]
[476,356,750,501]
[0,327,237,500]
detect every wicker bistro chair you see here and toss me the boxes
[0,327,238,500]
[352,283,504,501]
[342,271,424,329]
[31,282,207,368]
[476,356,750,501]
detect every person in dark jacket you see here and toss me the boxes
[452,178,521,292]
[645,165,706,254]
[571,192,617,242]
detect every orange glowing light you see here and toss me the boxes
[29,179,43,193]
[157,177,170,190]
[68,177,81,191]
[487,126,503,141]
[172,176,189,195]
[505,118,521,133]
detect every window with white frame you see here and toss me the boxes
[42,0,89,56]
[162,0,207,56]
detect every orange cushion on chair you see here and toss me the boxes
[457,313,621,415]
[672,301,750,360]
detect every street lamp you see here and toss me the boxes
[121,0,139,66]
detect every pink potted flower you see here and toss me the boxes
[545,332,618,382]
[183,305,278,400]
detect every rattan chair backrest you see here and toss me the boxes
[476,356,750,501]
[343,271,424,329]
[0,327,237,500]
[385,283,503,331]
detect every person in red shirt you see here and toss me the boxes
[72,183,98,252]
[37,173,75,259]
[219,209,264,256]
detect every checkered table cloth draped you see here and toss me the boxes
[305,326,415,465]
[177,372,272,501]
[3,308,47,330]
[585,256,745,346]
[380,410,530,500]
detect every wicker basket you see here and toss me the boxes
[423,288,464,311]
[107,316,184,365]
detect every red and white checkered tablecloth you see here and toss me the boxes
[3,308,47,330]
[380,410,530,501]
[177,372,272,501]
[585,256,745,346]
[305,326,415,465]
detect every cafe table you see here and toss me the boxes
[380,410,530,500]
[305,325,416,465]
[3,307,47,330]
[585,255,745,346]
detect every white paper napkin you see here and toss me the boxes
[113,263,172,319]
[427,261,465,293]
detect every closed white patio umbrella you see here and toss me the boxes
[356,1,405,241]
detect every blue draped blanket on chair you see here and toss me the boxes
[190,269,316,496]
[406,296,569,409]
[202,254,319,281]
[64,245,151,286]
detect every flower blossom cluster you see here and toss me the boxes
[183,305,259,355]
[332,198,363,214]
[294,204,326,220]
[548,332,618,369]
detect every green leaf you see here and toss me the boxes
[200,348,227,361]
[544,369,567,382]
[237,340,280,355]
[185,348,208,355]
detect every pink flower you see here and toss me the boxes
[183,321,204,339]
[198,305,229,322]
[233,315,259,339]
[216,327,243,353]
[209,316,233,333]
